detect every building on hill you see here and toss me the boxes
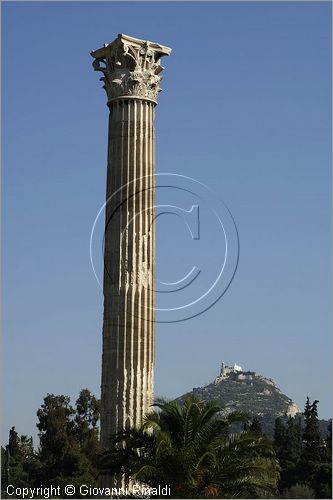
[178,361,302,437]
[215,361,258,384]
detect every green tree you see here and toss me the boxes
[324,420,332,461]
[292,398,332,499]
[299,398,324,497]
[301,398,323,465]
[273,417,286,456]
[74,389,101,463]
[37,394,76,474]
[1,446,10,491]
[8,427,19,457]
[36,393,99,492]
[249,416,263,435]
[100,398,279,498]
[1,431,42,492]
[282,417,303,489]
[274,400,331,498]
[2,390,101,496]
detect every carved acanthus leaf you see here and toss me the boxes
[91,34,171,103]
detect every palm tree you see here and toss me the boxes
[99,398,279,498]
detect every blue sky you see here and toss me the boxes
[2,1,331,444]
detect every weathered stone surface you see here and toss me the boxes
[91,34,171,450]
[91,34,171,104]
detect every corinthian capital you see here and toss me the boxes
[91,34,171,104]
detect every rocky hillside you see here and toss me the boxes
[176,362,300,437]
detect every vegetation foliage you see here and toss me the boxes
[1,392,331,499]
[2,390,100,498]
[100,398,279,498]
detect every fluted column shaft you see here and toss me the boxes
[101,98,156,448]
[91,33,170,452]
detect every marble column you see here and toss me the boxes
[91,34,171,450]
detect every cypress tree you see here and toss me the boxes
[302,398,322,465]
[299,398,331,498]
[249,416,262,435]
[274,416,303,491]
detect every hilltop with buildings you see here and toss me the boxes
[177,362,300,436]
